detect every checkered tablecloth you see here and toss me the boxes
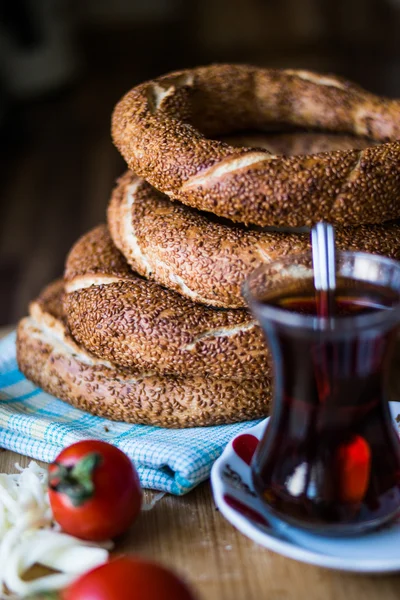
[0,333,262,495]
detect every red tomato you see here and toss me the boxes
[48,440,142,541]
[335,435,371,504]
[62,557,196,600]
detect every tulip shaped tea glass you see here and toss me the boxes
[243,251,400,535]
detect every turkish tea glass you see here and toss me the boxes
[243,251,400,535]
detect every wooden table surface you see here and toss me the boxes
[2,327,400,599]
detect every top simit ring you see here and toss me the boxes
[112,64,400,228]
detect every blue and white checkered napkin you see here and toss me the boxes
[0,333,261,495]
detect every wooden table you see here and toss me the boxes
[2,328,400,599]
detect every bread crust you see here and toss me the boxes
[108,171,400,309]
[16,281,271,427]
[112,64,400,227]
[63,226,268,378]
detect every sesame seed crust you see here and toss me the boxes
[112,64,400,227]
[63,225,268,378]
[16,280,271,427]
[108,171,400,309]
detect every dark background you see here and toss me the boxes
[0,0,399,325]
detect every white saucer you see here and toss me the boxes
[211,401,400,573]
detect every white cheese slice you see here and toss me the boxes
[0,461,110,597]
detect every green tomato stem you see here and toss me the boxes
[48,453,102,507]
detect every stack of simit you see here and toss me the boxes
[17,65,400,427]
